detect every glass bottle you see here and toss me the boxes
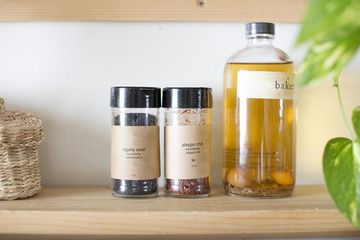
[110,87,161,198]
[222,22,296,198]
[163,87,213,198]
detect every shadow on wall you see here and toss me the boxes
[38,113,110,186]
[211,95,223,186]
[296,71,360,185]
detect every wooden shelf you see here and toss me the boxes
[0,0,307,22]
[0,186,359,239]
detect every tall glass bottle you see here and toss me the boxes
[222,22,296,198]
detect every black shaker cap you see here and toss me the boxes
[110,87,161,108]
[162,87,213,108]
[246,22,275,37]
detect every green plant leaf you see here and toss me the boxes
[353,140,360,224]
[298,33,360,87]
[296,0,360,46]
[296,0,350,46]
[323,137,360,227]
[352,106,360,138]
[295,0,360,87]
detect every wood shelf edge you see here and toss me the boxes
[0,0,307,22]
[0,186,359,237]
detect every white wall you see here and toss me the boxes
[0,22,359,186]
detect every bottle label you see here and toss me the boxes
[237,71,295,99]
[165,125,211,179]
[111,126,160,180]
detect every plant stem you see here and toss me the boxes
[336,83,355,140]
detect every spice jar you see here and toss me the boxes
[223,22,296,198]
[163,87,213,198]
[110,87,161,198]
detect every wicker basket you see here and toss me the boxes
[0,98,44,200]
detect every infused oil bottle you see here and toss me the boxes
[223,22,296,198]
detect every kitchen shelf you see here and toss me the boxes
[0,0,307,22]
[0,186,359,239]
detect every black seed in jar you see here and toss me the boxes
[112,179,158,196]
[112,112,158,197]
[114,113,157,126]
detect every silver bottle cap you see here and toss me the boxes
[246,22,275,37]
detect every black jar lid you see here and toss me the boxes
[110,87,161,108]
[162,87,213,108]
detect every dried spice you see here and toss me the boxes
[110,87,160,198]
[113,178,158,196]
[163,88,213,198]
[112,113,158,197]
[114,113,157,126]
[166,177,210,196]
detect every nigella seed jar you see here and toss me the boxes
[110,87,161,198]
[163,87,213,198]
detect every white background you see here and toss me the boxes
[1,22,359,187]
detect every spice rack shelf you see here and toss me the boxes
[0,0,307,22]
[0,186,359,239]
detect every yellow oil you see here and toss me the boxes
[222,62,296,197]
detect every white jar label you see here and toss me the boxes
[165,125,211,179]
[237,71,296,99]
[111,126,160,180]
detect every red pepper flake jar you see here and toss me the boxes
[163,87,213,198]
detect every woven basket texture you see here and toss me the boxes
[0,98,44,200]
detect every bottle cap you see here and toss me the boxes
[110,87,161,108]
[162,87,213,108]
[246,22,275,37]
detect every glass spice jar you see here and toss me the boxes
[110,87,161,198]
[163,87,213,198]
[223,22,296,198]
